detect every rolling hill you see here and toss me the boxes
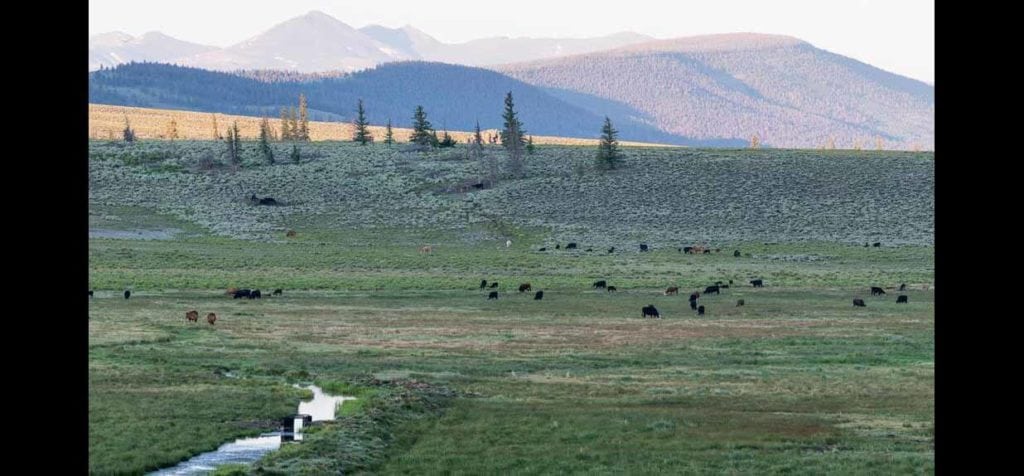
[498,34,934,149]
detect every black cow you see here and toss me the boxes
[873,242,881,247]
[259,197,278,206]
[853,298,866,307]
[703,285,720,295]
[250,289,262,299]
[896,295,908,304]
[640,244,649,252]
[703,249,711,254]
[607,286,617,292]
[272,289,283,296]
[555,244,561,250]
[585,248,593,252]
[729,280,733,285]
[689,292,699,302]
[489,282,499,289]
[566,242,578,249]
[233,289,252,299]
[534,291,544,300]
[593,280,607,289]
[124,290,131,300]
[88,290,94,298]
[734,250,741,257]
[538,247,547,252]
[683,246,694,254]
[751,279,764,288]
[899,283,907,291]
[519,283,532,293]
[736,299,744,306]
[480,280,488,289]
[608,247,615,254]
[697,305,705,316]
[488,291,499,300]
[642,305,661,319]
[871,287,886,296]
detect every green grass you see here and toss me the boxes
[89,141,932,474]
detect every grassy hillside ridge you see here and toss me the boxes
[88,140,933,245]
[90,103,674,147]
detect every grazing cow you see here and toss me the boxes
[506,240,512,248]
[853,298,866,307]
[258,197,278,206]
[250,289,262,299]
[683,246,694,254]
[233,289,252,299]
[519,283,532,293]
[488,291,499,300]
[703,249,711,254]
[207,312,217,325]
[899,283,907,291]
[124,290,131,300]
[566,242,578,249]
[186,310,199,322]
[689,292,699,302]
[896,295,908,304]
[286,230,296,238]
[734,250,741,257]
[272,289,283,296]
[480,280,488,289]
[607,286,617,292]
[555,244,561,250]
[585,248,593,252]
[729,280,733,285]
[642,305,661,319]
[489,282,499,289]
[751,279,764,288]
[593,280,607,289]
[873,242,881,247]
[665,286,679,296]
[534,291,544,300]
[736,299,744,307]
[539,247,547,252]
[677,247,682,252]
[88,290,94,298]
[703,285,720,295]
[608,247,615,254]
[640,244,649,252]
[697,305,705,316]
[419,245,432,254]
[871,287,886,296]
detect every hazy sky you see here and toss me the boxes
[90,0,934,83]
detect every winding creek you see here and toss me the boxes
[149,385,354,475]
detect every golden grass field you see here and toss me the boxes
[89,104,676,147]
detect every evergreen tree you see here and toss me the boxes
[595,116,623,170]
[290,144,300,164]
[288,107,299,141]
[409,105,435,148]
[298,94,310,141]
[500,91,527,149]
[384,118,394,147]
[123,116,136,143]
[279,108,292,141]
[473,120,483,146]
[166,118,179,141]
[526,135,535,154]
[225,123,239,166]
[505,119,525,178]
[212,113,222,140]
[438,129,457,148]
[259,117,274,164]
[352,99,372,145]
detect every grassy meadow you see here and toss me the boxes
[89,139,933,474]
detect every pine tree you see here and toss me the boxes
[123,116,135,143]
[288,107,299,142]
[505,119,525,178]
[473,120,483,146]
[225,123,239,166]
[353,99,372,145]
[438,129,457,148]
[259,117,274,164]
[500,91,527,149]
[595,116,623,170]
[409,105,435,149]
[526,135,535,154]
[166,118,179,141]
[279,108,292,141]
[290,144,300,164]
[212,113,222,140]
[384,118,394,147]
[298,94,310,141]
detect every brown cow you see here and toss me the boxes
[186,310,199,322]
[207,313,217,325]
[518,283,532,293]
[286,230,297,238]
[664,286,679,296]
[419,245,432,254]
